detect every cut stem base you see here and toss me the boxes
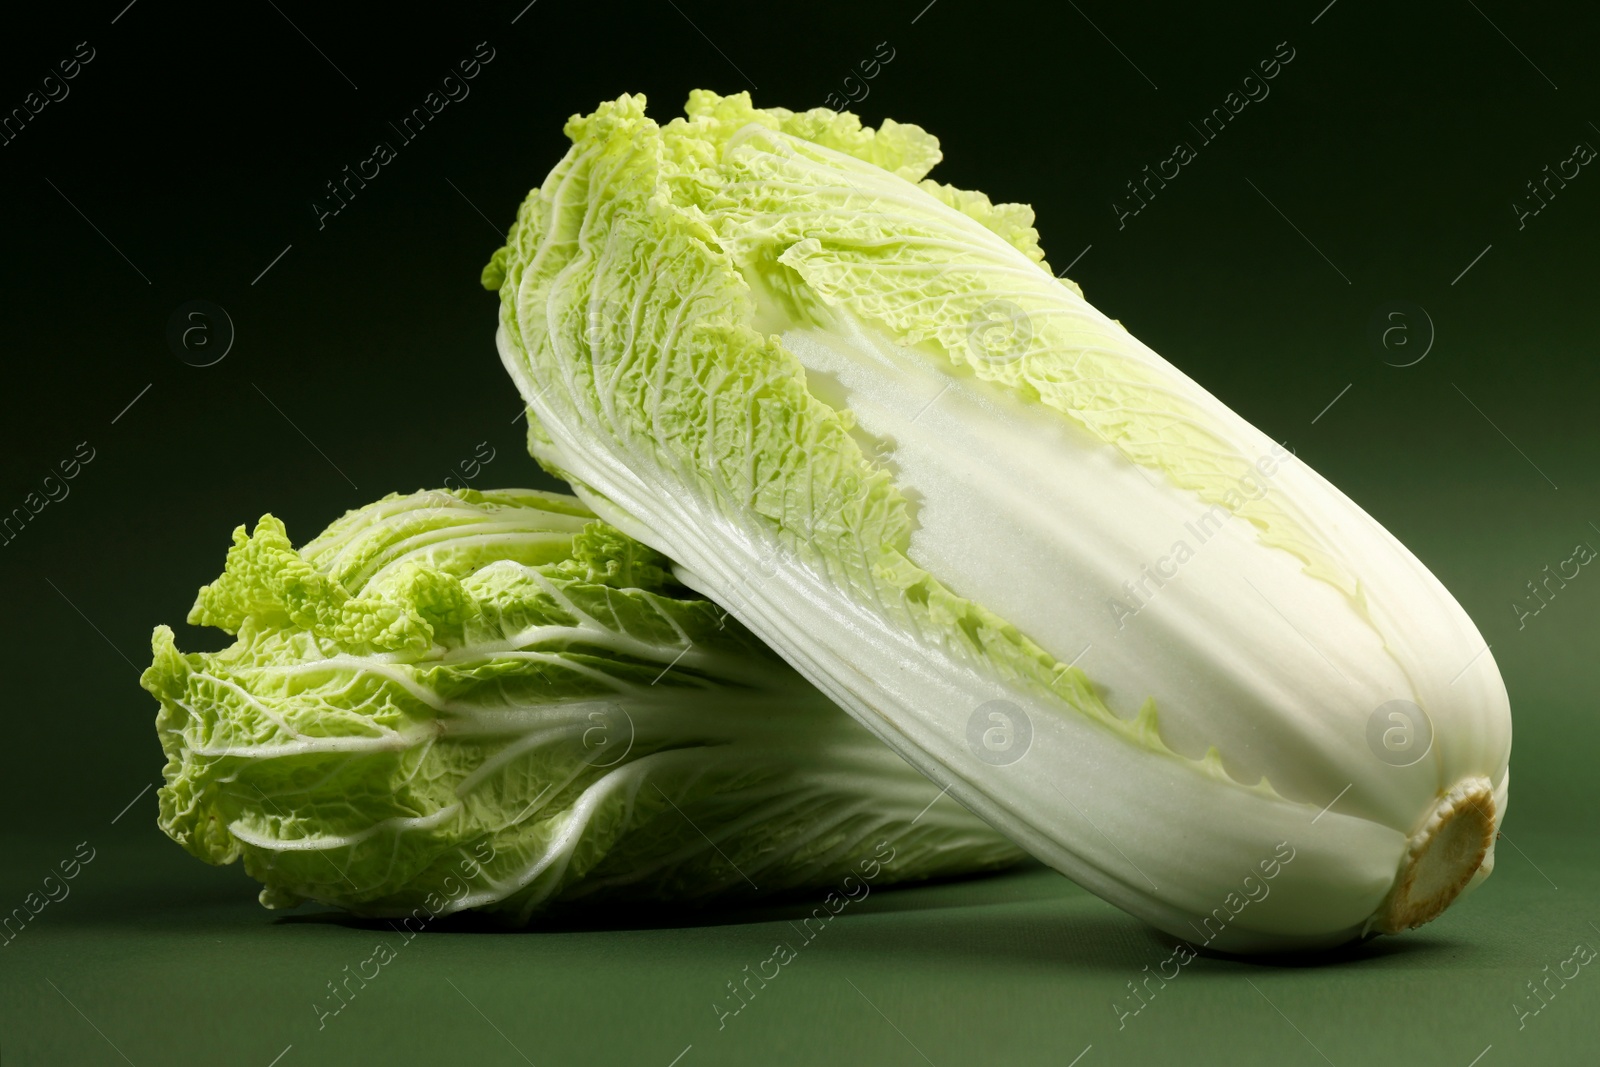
[1376,776,1496,934]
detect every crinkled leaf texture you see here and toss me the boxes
[487,92,1512,952]
[144,488,1022,921]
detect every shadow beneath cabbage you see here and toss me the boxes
[272,861,1466,970]
[273,861,1052,935]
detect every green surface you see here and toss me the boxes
[2,825,1593,1066]
[5,0,1600,1063]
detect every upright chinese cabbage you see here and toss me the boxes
[143,488,1022,920]
[484,91,1513,952]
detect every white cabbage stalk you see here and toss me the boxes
[485,92,1512,952]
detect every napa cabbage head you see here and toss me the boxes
[142,487,1022,920]
[484,92,1512,951]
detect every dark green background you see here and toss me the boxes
[3,0,1596,1063]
